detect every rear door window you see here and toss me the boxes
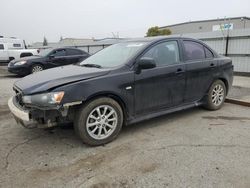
[0,44,4,50]
[183,40,205,61]
[66,49,82,56]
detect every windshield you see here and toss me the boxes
[38,48,53,57]
[80,42,148,68]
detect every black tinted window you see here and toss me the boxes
[205,47,214,58]
[52,49,66,57]
[67,49,82,56]
[13,43,21,47]
[142,41,180,66]
[183,41,205,61]
[0,44,4,50]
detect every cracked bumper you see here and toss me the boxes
[8,97,29,121]
[8,97,70,129]
[8,97,37,128]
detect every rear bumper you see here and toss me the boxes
[0,60,10,65]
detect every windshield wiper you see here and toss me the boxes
[81,64,102,68]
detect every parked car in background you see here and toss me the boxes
[8,47,89,75]
[0,37,39,64]
[8,37,233,146]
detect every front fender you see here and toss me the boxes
[53,71,135,118]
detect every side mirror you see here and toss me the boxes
[137,57,156,70]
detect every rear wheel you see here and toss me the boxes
[74,97,123,146]
[204,80,226,110]
[31,64,43,73]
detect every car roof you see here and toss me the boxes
[124,36,218,58]
[124,36,201,44]
[54,47,83,50]
[47,47,88,53]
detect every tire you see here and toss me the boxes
[74,97,123,146]
[204,80,226,110]
[31,64,43,73]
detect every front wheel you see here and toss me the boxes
[31,64,43,73]
[204,80,226,110]
[74,97,123,146]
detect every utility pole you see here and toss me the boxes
[225,17,231,56]
[218,17,230,56]
[218,17,226,55]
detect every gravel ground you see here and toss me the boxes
[228,76,250,102]
[233,76,250,89]
[0,71,250,187]
[0,76,18,106]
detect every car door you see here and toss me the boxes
[66,48,87,64]
[48,49,67,67]
[134,40,186,115]
[181,40,218,103]
[0,44,9,62]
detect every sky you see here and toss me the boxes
[1,0,250,44]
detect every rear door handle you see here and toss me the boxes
[210,63,215,67]
[175,68,185,74]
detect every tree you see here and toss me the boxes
[59,36,63,42]
[146,26,171,37]
[43,37,48,46]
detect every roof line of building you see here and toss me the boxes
[62,38,94,40]
[160,16,250,29]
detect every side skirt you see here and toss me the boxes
[126,101,202,125]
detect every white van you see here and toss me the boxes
[0,37,38,64]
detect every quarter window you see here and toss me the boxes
[141,41,180,66]
[0,44,4,50]
[183,41,205,61]
[204,47,214,59]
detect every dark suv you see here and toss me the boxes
[8,47,89,76]
[8,37,233,146]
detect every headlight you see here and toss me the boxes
[22,92,65,106]
[15,61,27,66]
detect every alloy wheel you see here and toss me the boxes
[86,105,118,140]
[32,65,43,73]
[211,84,225,106]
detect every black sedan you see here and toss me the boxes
[8,37,233,146]
[8,47,89,76]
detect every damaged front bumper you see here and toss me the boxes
[8,97,37,128]
[8,97,73,129]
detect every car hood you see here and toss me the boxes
[17,55,43,61]
[14,65,110,95]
